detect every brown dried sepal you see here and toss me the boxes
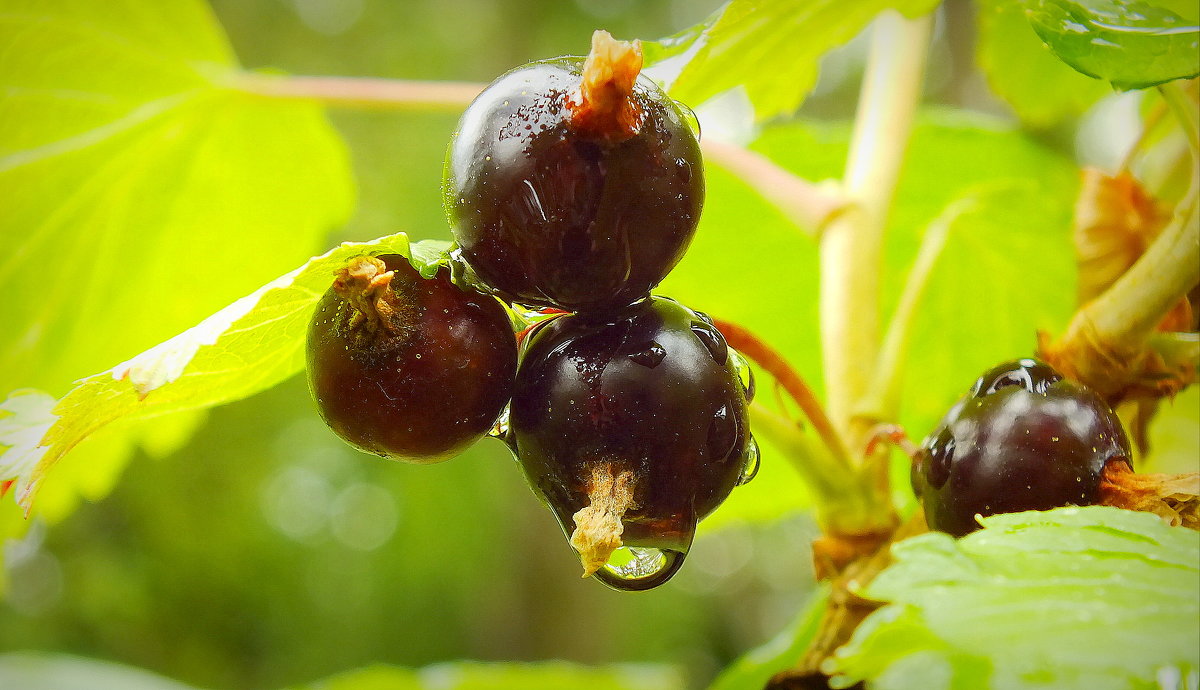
[1039,168,1195,408]
[1099,462,1200,529]
[1074,169,1169,305]
[332,255,411,337]
[566,30,644,142]
[570,463,638,577]
[810,528,894,581]
[1037,325,1195,406]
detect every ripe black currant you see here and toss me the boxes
[912,358,1133,536]
[306,254,517,462]
[444,31,703,312]
[509,297,756,590]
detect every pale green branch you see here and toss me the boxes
[230,73,484,111]
[819,11,933,445]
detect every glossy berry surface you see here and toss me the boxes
[509,297,754,590]
[307,254,517,463]
[912,358,1132,536]
[444,58,703,312]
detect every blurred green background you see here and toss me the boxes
[0,1,823,688]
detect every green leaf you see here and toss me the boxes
[897,178,1077,438]
[976,0,1112,127]
[708,585,830,690]
[0,653,204,690]
[1144,385,1200,474]
[5,235,449,507]
[827,506,1200,690]
[1023,0,1200,90]
[0,0,353,517]
[290,661,684,690]
[642,0,941,122]
[663,110,1078,526]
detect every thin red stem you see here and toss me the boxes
[713,319,850,463]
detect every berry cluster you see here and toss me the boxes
[307,31,755,591]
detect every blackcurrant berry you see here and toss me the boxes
[913,358,1133,536]
[307,254,517,462]
[444,31,703,312]
[509,297,755,590]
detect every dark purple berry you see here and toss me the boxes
[913,358,1132,536]
[510,297,754,590]
[306,254,517,462]
[444,32,703,312]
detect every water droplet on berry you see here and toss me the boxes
[690,322,728,365]
[730,349,755,402]
[676,100,701,139]
[926,429,955,489]
[592,546,686,592]
[628,341,666,368]
[707,404,737,460]
[737,437,760,485]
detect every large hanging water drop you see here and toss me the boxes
[737,436,760,486]
[592,546,687,592]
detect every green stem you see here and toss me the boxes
[231,73,846,235]
[819,11,933,445]
[714,318,850,463]
[231,73,484,111]
[703,140,847,236]
[749,404,888,535]
[1086,180,1199,349]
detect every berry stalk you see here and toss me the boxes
[701,140,846,235]
[230,73,484,110]
[232,73,842,237]
[713,319,849,463]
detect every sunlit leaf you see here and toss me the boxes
[1023,0,1200,90]
[666,110,1078,526]
[8,235,447,507]
[0,391,57,494]
[976,0,1112,127]
[0,0,354,519]
[642,0,941,121]
[827,506,1200,690]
